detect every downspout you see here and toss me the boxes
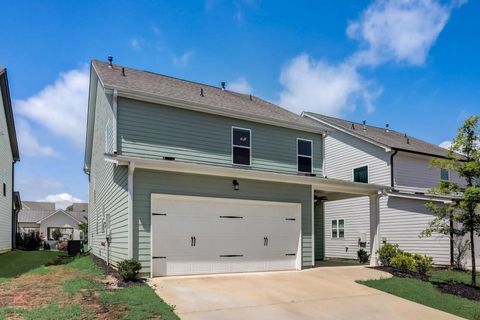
[322,132,327,178]
[390,149,398,188]
[112,89,118,154]
[127,161,135,259]
[11,161,16,249]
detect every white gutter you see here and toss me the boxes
[387,191,456,204]
[107,154,387,196]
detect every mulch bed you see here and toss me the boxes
[90,254,143,288]
[373,266,480,301]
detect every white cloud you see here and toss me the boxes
[227,77,253,94]
[279,54,381,116]
[16,119,59,157]
[40,193,83,210]
[348,0,462,66]
[15,68,89,148]
[130,38,141,50]
[439,140,452,149]
[172,50,195,67]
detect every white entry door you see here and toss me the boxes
[151,194,302,277]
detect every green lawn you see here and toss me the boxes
[359,269,480,320]
[0,250,65,282]
[0,251,179,320]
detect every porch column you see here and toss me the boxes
[369,193,381,266]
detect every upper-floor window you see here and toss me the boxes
[332,219,344,238]
[232,127,251,166]
[353,166,368,183]
[297,139,313,173]
[440,168,449,181]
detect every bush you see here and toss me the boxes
[377,243,400,267]
[391,252,415,273]
[117,258,142,281]
[52,229,63,241]
[413,254,433,275]
[43,242,51,250]
[57,241,68,251]
[357,249,370,264]
[16,231,42,250]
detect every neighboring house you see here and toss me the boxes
[84,59,386,277]
[302,113,465,265]
[0,67,20,254]
[18,201,87,242]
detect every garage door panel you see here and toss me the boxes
[151,194,301,277]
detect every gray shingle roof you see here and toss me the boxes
[21,201,55,211]
[18,210,52,223]
[72,203,88,212]
[92,60,323,132]
[304,112,451,158]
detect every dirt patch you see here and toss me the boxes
[0,266,78,309]
[91,254,143,288]
[373,266,430,281]
[437,282,480,301]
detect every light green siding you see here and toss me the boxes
[88,82,129,266]
[133,169,313,274]
[117,98,323,176]
[314,202,324,260]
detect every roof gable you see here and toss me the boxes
[0,67,20,161]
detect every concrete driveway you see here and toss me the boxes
[149,266,463,320]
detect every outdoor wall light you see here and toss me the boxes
[232,179,240,191]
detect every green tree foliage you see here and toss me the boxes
[422,115,480,286]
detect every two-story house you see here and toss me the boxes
[84,60,386,277]
[0,67,21,254]
[303,112,465,265]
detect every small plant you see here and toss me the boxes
[117,258,142,281]
[52,228,63,241]
[357,249,370,264]
[43,242,51,250]
[413,254,433,275]
[57,241,68,251]
[16,231,42,250]
[391,252,415,273]
[377,243,400,267]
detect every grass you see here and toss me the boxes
[0,250,65,282]
[359,269,480,320]
[0,251,179,320]
[429,268,480,285]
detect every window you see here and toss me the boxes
[331,219,344,238]
[353,166,368,183]
[441,168,449,181]
[47,227,73,241]
[297,139,313,173]
[232,127,251,166]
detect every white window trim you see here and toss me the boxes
[331,219,345,239]
[297,138,313,173]
[352,165,369,183]
[231,126,252,167]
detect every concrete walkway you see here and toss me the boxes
[149,266,463,320]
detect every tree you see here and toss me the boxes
[65,204,74,211]
[422,115,480,286]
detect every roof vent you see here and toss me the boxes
[249,94,253,101]
[108,56,113,68]
[404,133,410,144]
[221,81,226,90]
[121,68,125,77]
[351,123,355,130]
[200,88,205,97]
[362,120,366,130]
[386,123,389,132]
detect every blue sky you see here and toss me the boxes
[0,1,478,208]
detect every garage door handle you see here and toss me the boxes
[219,255,243,257]
[285,253,296,256]
[191,236,196,246]
[264,237,268,246]
[153,256,166,259]
[286,218,296,221]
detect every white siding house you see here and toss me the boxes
[304,112,459,265]
[0,67,20,254]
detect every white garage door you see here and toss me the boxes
[151,194,302,277]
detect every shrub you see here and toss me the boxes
[413,254,433,275]
[117,258,142,281]
[391,252,415,273]
[377,243,400,267]
[57,241,68,251]
[16,231,42,250]
[357,249,370,264]
[52,229,63,241]
[43,242,51,250]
